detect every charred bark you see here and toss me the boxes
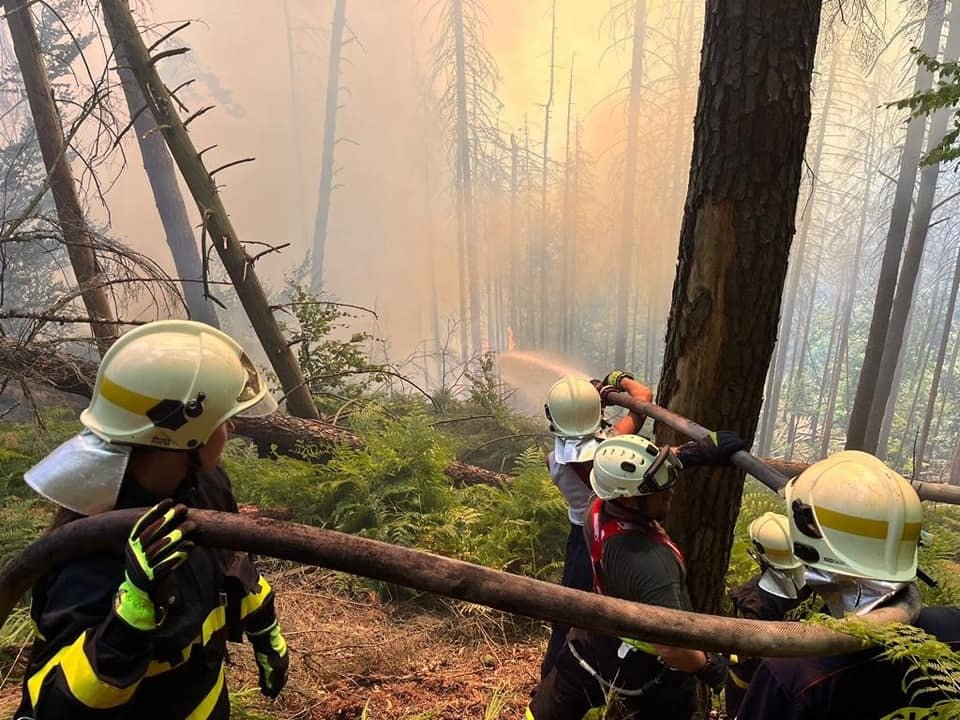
[657,0,821,614]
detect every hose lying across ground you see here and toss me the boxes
[0,509,920,657]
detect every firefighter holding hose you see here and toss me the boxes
[14,321,289,719]
[527,428,746,720]
[538,371,655,678]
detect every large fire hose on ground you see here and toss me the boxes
[606,392,960,505]
[0,509,920,657]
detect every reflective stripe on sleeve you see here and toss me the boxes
[27,631,140,709]
[240,575,273,620]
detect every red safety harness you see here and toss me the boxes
[585,497,685,594]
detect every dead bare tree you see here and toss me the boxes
[847,0,946,451]
[102,12,220,328]
[99,0,319,419]
[310,0,349,292]
[3,0,118,354]
[428,0,500,358]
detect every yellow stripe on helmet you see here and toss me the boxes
[815,506,922,541]
[98,376,161,416]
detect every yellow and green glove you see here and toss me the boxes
[115,499,196,631]
[249,621,289,698]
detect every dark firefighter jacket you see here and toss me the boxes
[724,574,810,718]
[14,467,276,720]
[737,606,960,720]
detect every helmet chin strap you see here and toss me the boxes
[172,448,203,503]
[803,567,908,618]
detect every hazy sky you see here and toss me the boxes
[90,0,686,359]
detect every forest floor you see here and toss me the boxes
[0,564,547,720]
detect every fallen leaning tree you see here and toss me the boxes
[0,338,814,487]
[0,338,507,488]
[0,508,921,657]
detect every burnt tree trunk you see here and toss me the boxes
[453,0,482,354]
[658,0,821,615]
[100,0,319,419]
[614,0,646,368]
[4,0,118,353]
[311,0,346,291]
[847,0,946,450]
[103,12,220,328]
[560,54,575,355]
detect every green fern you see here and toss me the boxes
[814,615,960,716]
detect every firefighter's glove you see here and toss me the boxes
[602,370,634,390]
[695,652,728,694]
[249,622,289,698]
[684,431,747,466]
[116,500,195,631]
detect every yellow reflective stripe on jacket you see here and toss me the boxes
[524,708,535,720]
[27,631,140,709]
[145,603,228,678]
[185,662,226,720]
[728,667,750,689]
[240,575,272,620]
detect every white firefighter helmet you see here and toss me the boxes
[749,512,801,570]
[589,434,681,500]
[25,320,277,516]
[81,320,276,449]
[785,450,922,582]
[545,376,602,437]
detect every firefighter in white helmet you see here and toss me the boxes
[538,371,654,679]
[725,512,809,717]
[738,451,960,720]
[16,321,289,720]
[528,429,746,720]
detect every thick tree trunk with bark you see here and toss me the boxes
[311,0,346,291]
[102,13,219,328]
[3,0,118,354]
[614,0,646,369]
[100,0,318,419]
[847,0,946,450]
[657,0,821,615]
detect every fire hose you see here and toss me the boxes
[606,391,960,505]
[0,508,920,657]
